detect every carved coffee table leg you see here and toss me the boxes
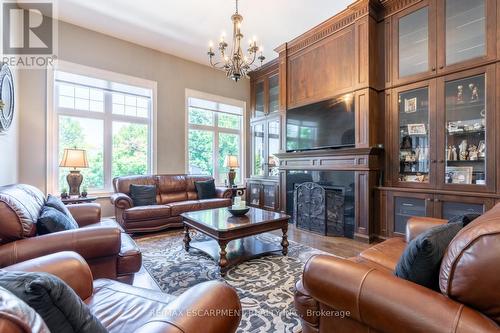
[281,225,289,256]
[219,241,229,276]
[183,225,191,251]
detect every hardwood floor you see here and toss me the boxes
[132,223,371,290]
[271,224,371,258]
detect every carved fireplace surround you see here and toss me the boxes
[275,147,383,243]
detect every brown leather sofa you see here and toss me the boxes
[295,205,500,333]
[1,251,242,333]
[111,174,232,233]
[0,184,141,283]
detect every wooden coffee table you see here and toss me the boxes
[181,207,290,276]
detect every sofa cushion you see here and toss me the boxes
[0,271,106,333]
[395,222,463,290]
[358,237,406,271]
[169,200,201,216]
[0,184,45,242]
[0,286,50,333]
[45,194,78,226]
[198,198,232,210]
[440,206,500,324]
[123,205,171,221]
[194,179,217,199]
[37,206,78,235]
[129,184,157,207]
[88,279,176,333]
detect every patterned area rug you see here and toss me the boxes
[135,230,333,333]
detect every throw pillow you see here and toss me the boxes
[194,179,216,199]
[0,286,50,333]
[37,206,78,235]
[0,271,106,333]
[394,222,463,290]
[46,194,78,226]
[448,213,480,227]
[129,184,157,206]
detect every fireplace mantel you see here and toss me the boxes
[275,147,383,171]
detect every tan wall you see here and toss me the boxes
[0,68,19,185]
[18,20,250,216]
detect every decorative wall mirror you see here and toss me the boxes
[0,63,14,133]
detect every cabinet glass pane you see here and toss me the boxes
[398,87,430,183]
[446,0,486,66]
[263,184,276,208]
[249,183,261,206]
[255,81,265,117]
[399,7,429,77]
[442,201,483,220]
[394,197,426,234]
[252,123,265,176]
[268,75,279,114]
[268,120,280,176]
[444,74,486,186]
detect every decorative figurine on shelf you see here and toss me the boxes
[451,146,458,161]
[401,134,412,149]
[61,188,69,199]
[478,140,486,159]
[445,172,453,184]
[446,145,452,161]
[468,145,479,161]
[456,85,464,103]
[459,140,468,160]
[469,83,479,102]
[415,146,421,162]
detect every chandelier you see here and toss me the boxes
[207,0,265,82]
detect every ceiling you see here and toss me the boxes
[55,0,355,66]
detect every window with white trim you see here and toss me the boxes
[51,69,154,194]
[187,95,244,185]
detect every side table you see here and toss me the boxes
[60,196,98,205]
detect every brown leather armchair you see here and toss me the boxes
[295,206,500,333]
[0,184,141,283]
[111,174,233,233]
[1,251,242,333]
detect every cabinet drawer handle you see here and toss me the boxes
[439,65,444,70]
[432,67,436,72]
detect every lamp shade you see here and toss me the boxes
[224,155,239,168]
[59,148,89,168]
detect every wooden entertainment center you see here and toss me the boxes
[247,0,499,243]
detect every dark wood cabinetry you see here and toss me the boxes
[246,179,280,211]
[245,0,500,239]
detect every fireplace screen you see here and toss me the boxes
[294,182,346,236]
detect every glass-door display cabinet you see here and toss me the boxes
[251,115,281,178]
[393,80,436,188]
[437,0,496,73]
[437,65,495,192]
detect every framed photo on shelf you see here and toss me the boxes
[407,123,426,135]
[446,166,473,185]
[404,97,417,113]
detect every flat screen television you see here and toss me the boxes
[286,98,355,152]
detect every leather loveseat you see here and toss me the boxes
[0,184,141,283]
[295,205,500,333]
[110,174,232,234]
[1,251,242,333]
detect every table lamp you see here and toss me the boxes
[224,155,239,187]
[60,148,89,196]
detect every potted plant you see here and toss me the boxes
[81,186,88,198]
[61,188,69,199]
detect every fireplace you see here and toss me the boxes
[287,170,355,238]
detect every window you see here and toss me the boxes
[186,92,245,185]
[48,63,156,194]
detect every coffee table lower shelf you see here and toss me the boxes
[185,236,286,276]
